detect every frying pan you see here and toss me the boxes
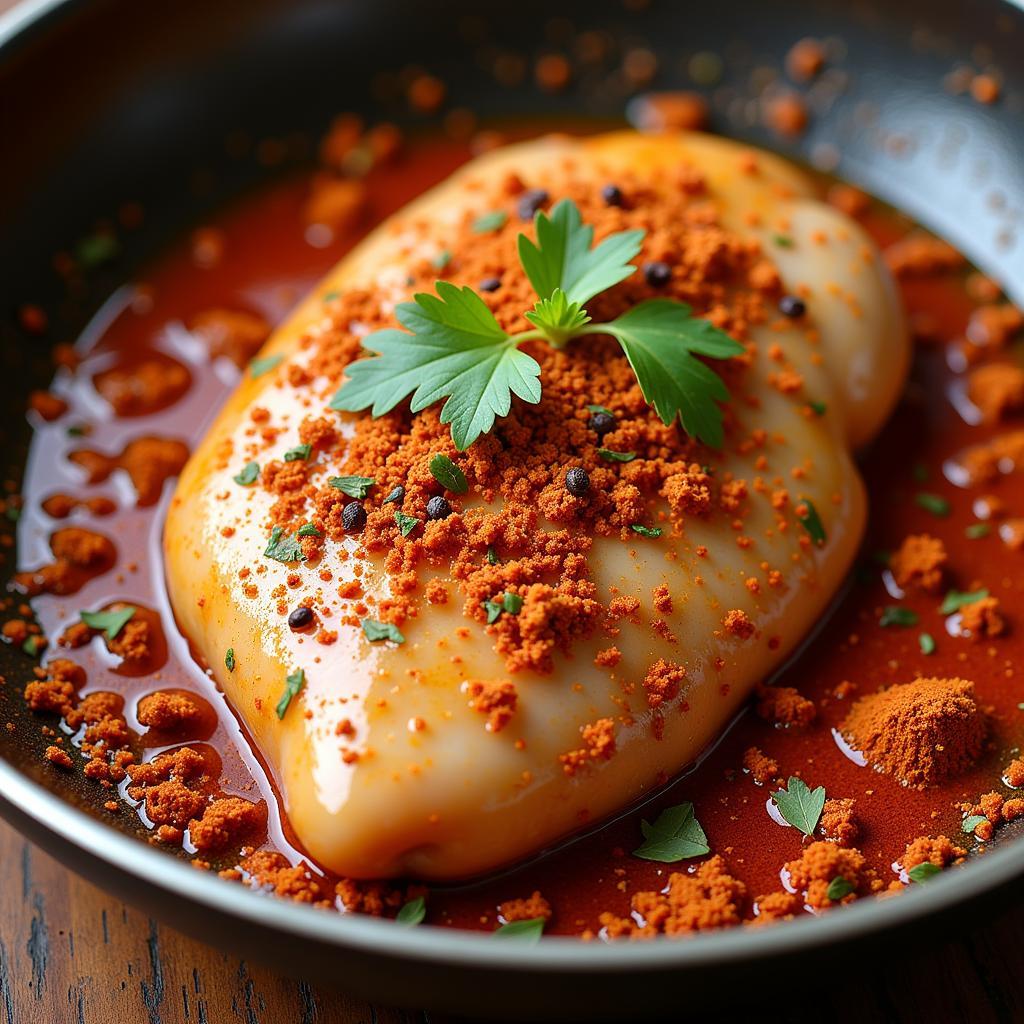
[2,0,1024,1017]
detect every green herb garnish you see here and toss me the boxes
[940,588,989,615]
[225,648,236,672]
[962,814,988,835]
[826,876,855,901]
[796,498,826,546]
[275,668,305,719]
[773,234,795,248]
[329,476,376,499]
[919,632,936,655]
[915,492,950,517]
[361,619,405,644]
[429,454,468,494]
[631,524,662,538]
[394,511,419,537]
[80,605,135,641]
[597,448,636,463]
[486,545,499,565]
[431,250,451,270]
[22,636,42,657]
[382,486,404,506]
[233,461,259,486]
[965,522,991,539]
[586,403,614,416]
[472,210,508,233]
[907,862,941,883]
[297,522,321,538]
[808,400,827,416]
[483,591,523,624]
[263,526,306,563]
[283,443,312,462]
[632,802,710,863]
[879,606,918,628]
[771,777,825,836]
[493,917,545,942]
[250,353,283,379]
[77,233,119,268]
[330,200,742,450]
[396,897,426,926]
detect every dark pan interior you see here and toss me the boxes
[2,0,1024,1015]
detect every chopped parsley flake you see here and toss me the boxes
[429,454,468,493]
[394,511,419,537]
[472,210,508,233]
[484,591,523,623]
[915,492,950,517]
[796,498,827,546]
[225,648,236,671]
[771,777,825,836]
[22,636,42,657]
[808,400,827,416]
[431,250,451,270]
[487,545,499,565]
[586,403,614,416]
[632,802,710,862]
[233,461,259,486]
[493,917,545,942]
[80,605,135,640]
[879,606,918,628]
[940,588,989,615]
[361,619,405,644]
[773,234,794,248]
[263,526,306,563]
[296,522,321,538]
[249,353,283,379]
[826,876,855,901]
[283,443,312,462]
[597,448,636,463]
[965,522,991,539]
[631,524,662,538]
[907,861,941,883]
[396,896,426,926]
[329,475,375,499]
[919,632,936,655]
[275,668,305,719]
[962,814,988,835]
[382,485,405,506]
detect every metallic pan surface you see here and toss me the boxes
[1,0,1024,1017]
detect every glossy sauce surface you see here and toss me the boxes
[14,134,1024,934]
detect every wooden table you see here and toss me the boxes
[3,817,1024,1023]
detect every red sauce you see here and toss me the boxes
[12,132,1024,935]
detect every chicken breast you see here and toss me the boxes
[165,131,907,879]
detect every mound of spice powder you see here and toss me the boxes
[840,677,987,788]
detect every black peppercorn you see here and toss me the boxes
[779,294,807,318]
[565,467,590,497]
[479,276,501,293]
[342,501,367,532]
[288,606,314,630]
[588,410,616,437]
[426,495,452,520]
[517,187,549,221]
[643,261,671,287]
[601,184,624,207]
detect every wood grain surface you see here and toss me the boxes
[2,816,1024,1024]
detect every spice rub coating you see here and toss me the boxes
[165,131,907,879]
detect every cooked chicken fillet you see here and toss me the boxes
[165,131,907,879]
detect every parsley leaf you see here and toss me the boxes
[880,606,918,628]
[962,814,988,835]
[80,605,135,640]
[907,862,941,883]
[771,777,826,836]
[517,198,644,306]
[297,522,321,538]
[250,353,283,379]
[233,462,259,486]
[330,283,542,451]
[915,492,950,517]
[919,632,936,655]
[483,591,523,624]
[283,443,312,462]
[394,511,419,537]
[361,618,405,644]
[597,300,743,448]
[633,802,710,862]
[429,453,468,493]
[524,288,591,346]
[264,526,306,563]
[940,588,989,615]
[493,917,545,942]
[473,210,508,233]
[396,896,426,926]
[965,522,990,539]
[275,668,305,719]
[225,648,236,672]
[329,475,376,499]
